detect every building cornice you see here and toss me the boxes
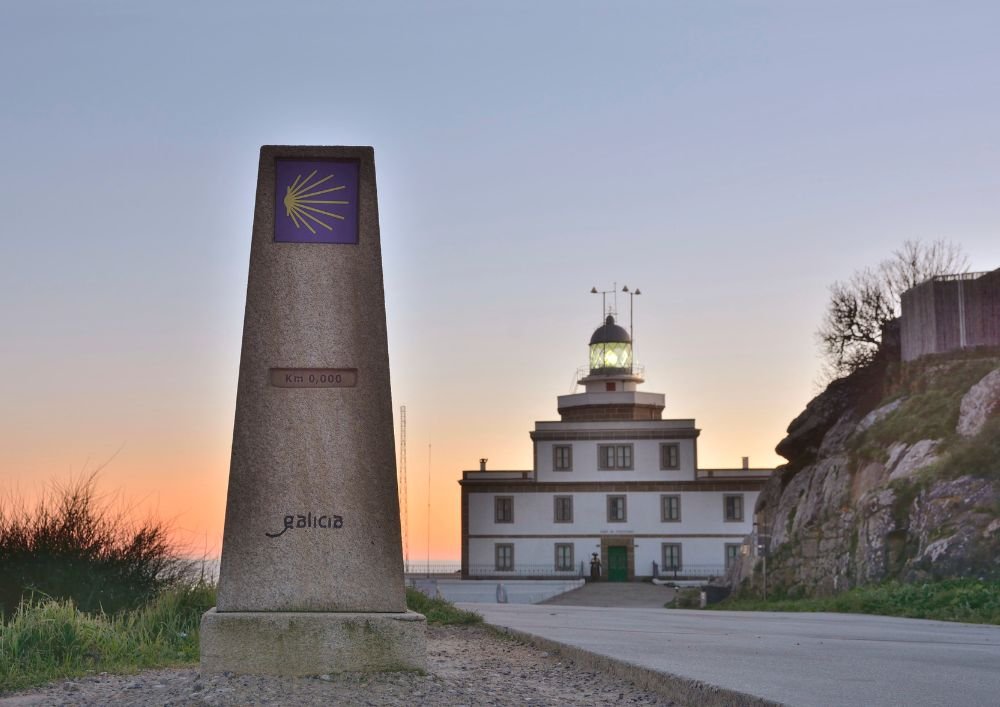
[529,428,701,441]
[457,479,768,492]
[468,533,749,539]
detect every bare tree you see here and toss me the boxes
[817,240,968,379]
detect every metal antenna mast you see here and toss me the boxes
[426,442,432,577]
[590,283,619,319]
[398,405,408,571]
[622,285,641,367]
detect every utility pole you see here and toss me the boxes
[755,520,770,601]
[398,406,408,573]
[762,551,768,601]
[622,285,641,372]
[426,442,432,577]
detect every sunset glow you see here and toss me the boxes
[3,3,1000,565]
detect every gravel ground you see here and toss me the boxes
[0,625,683,706]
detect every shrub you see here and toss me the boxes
[0,472,192,616]
[710,579,1000,624]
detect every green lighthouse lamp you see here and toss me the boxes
[589,315,633,373]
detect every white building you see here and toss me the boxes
[460,311,773,581]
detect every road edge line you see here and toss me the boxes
[484,624,783,707]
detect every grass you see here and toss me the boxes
[0,469,480,694]
[925,414,1000,482]
[0,583,477,694]
[851,357,998,463]
[0,582,215,694]
[710,579,1000,625]
[404,587,482,625]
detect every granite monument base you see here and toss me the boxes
[200,608,426,675]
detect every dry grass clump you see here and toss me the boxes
[0,470,192,617]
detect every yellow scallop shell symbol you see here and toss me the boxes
[283,170,349,235]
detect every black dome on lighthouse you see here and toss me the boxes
[589,315,631,345]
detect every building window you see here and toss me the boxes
[553,445,573,471]
[554,495,573,523]
[660,494,681,522]
[607,495,627,522]
[660,443,680,470]
[598,444,633,470]
[495,496,513,523]
[555,543,574,571]
[495,543,514,571]
[725,543,742,570]
[724,494,744,522]
[662,543,682,571]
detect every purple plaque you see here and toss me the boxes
[274,159,359,244]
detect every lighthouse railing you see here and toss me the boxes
[575,364,644,381]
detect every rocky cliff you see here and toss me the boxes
[729,338,1000,598]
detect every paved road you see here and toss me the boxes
[540,581,676,608]
[462,603,1000,707]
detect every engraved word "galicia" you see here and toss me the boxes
[265,512,344,538]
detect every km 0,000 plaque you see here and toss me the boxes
[269,368,358,388]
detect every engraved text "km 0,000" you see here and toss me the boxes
[269,368,358,388]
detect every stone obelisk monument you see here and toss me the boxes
[200,146,425,674]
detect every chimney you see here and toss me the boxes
[742,456,749,470]
[479,458,488,471]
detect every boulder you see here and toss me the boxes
[908,476,1000,579]
[776,355,888,467]
[887,439,939,482]
[956,368,1000,437]
[857,398,904,433]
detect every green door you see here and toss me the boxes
[607,546,628,582]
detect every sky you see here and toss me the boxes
[2,1,999,563]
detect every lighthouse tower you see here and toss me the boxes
[557,315,665,422]
[458,293,773,584]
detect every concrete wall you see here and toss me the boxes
[902,270,1000,361]
[968,270,1000,348]
[901,280,937,361]
[410,578,584,604]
